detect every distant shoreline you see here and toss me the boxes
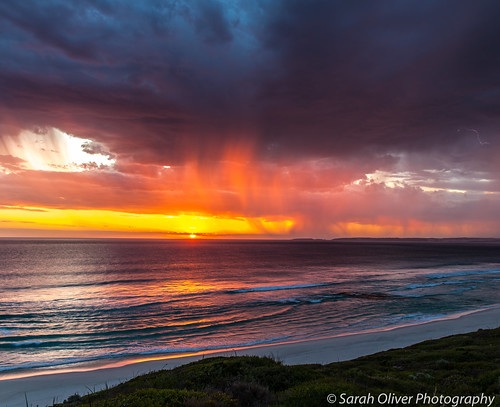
[2,306,500,407]
[331,237,500,244]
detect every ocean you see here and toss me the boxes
[1,238,500,376]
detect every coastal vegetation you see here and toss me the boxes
[57,327,500,406]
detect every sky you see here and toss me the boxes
[1,0,500,239]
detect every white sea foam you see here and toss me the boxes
[405,280,469,290]
[0,336,291,373]
[12,340,42,347]
[425,270,500,279]
[231,283,331,293]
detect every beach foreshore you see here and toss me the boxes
[1,307,499,407]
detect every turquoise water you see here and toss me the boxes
[1,239,500,374]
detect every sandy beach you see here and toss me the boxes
[1,307,499,407]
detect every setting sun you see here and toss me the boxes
[189,234,197,239]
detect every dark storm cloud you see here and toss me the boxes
[194,0,234,44]
[1,0,500,168]
[258,0,500,157]
[0,0,263,164]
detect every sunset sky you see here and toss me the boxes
[1,1,500,238]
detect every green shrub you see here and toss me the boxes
[93,388,236,407]
[56,327,500,407]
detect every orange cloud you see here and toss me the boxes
[1,130,500,238]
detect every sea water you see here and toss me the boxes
[1,238,499,374]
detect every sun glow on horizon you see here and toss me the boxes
[0,206,296,238]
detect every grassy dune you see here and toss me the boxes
[57,327,500,406]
